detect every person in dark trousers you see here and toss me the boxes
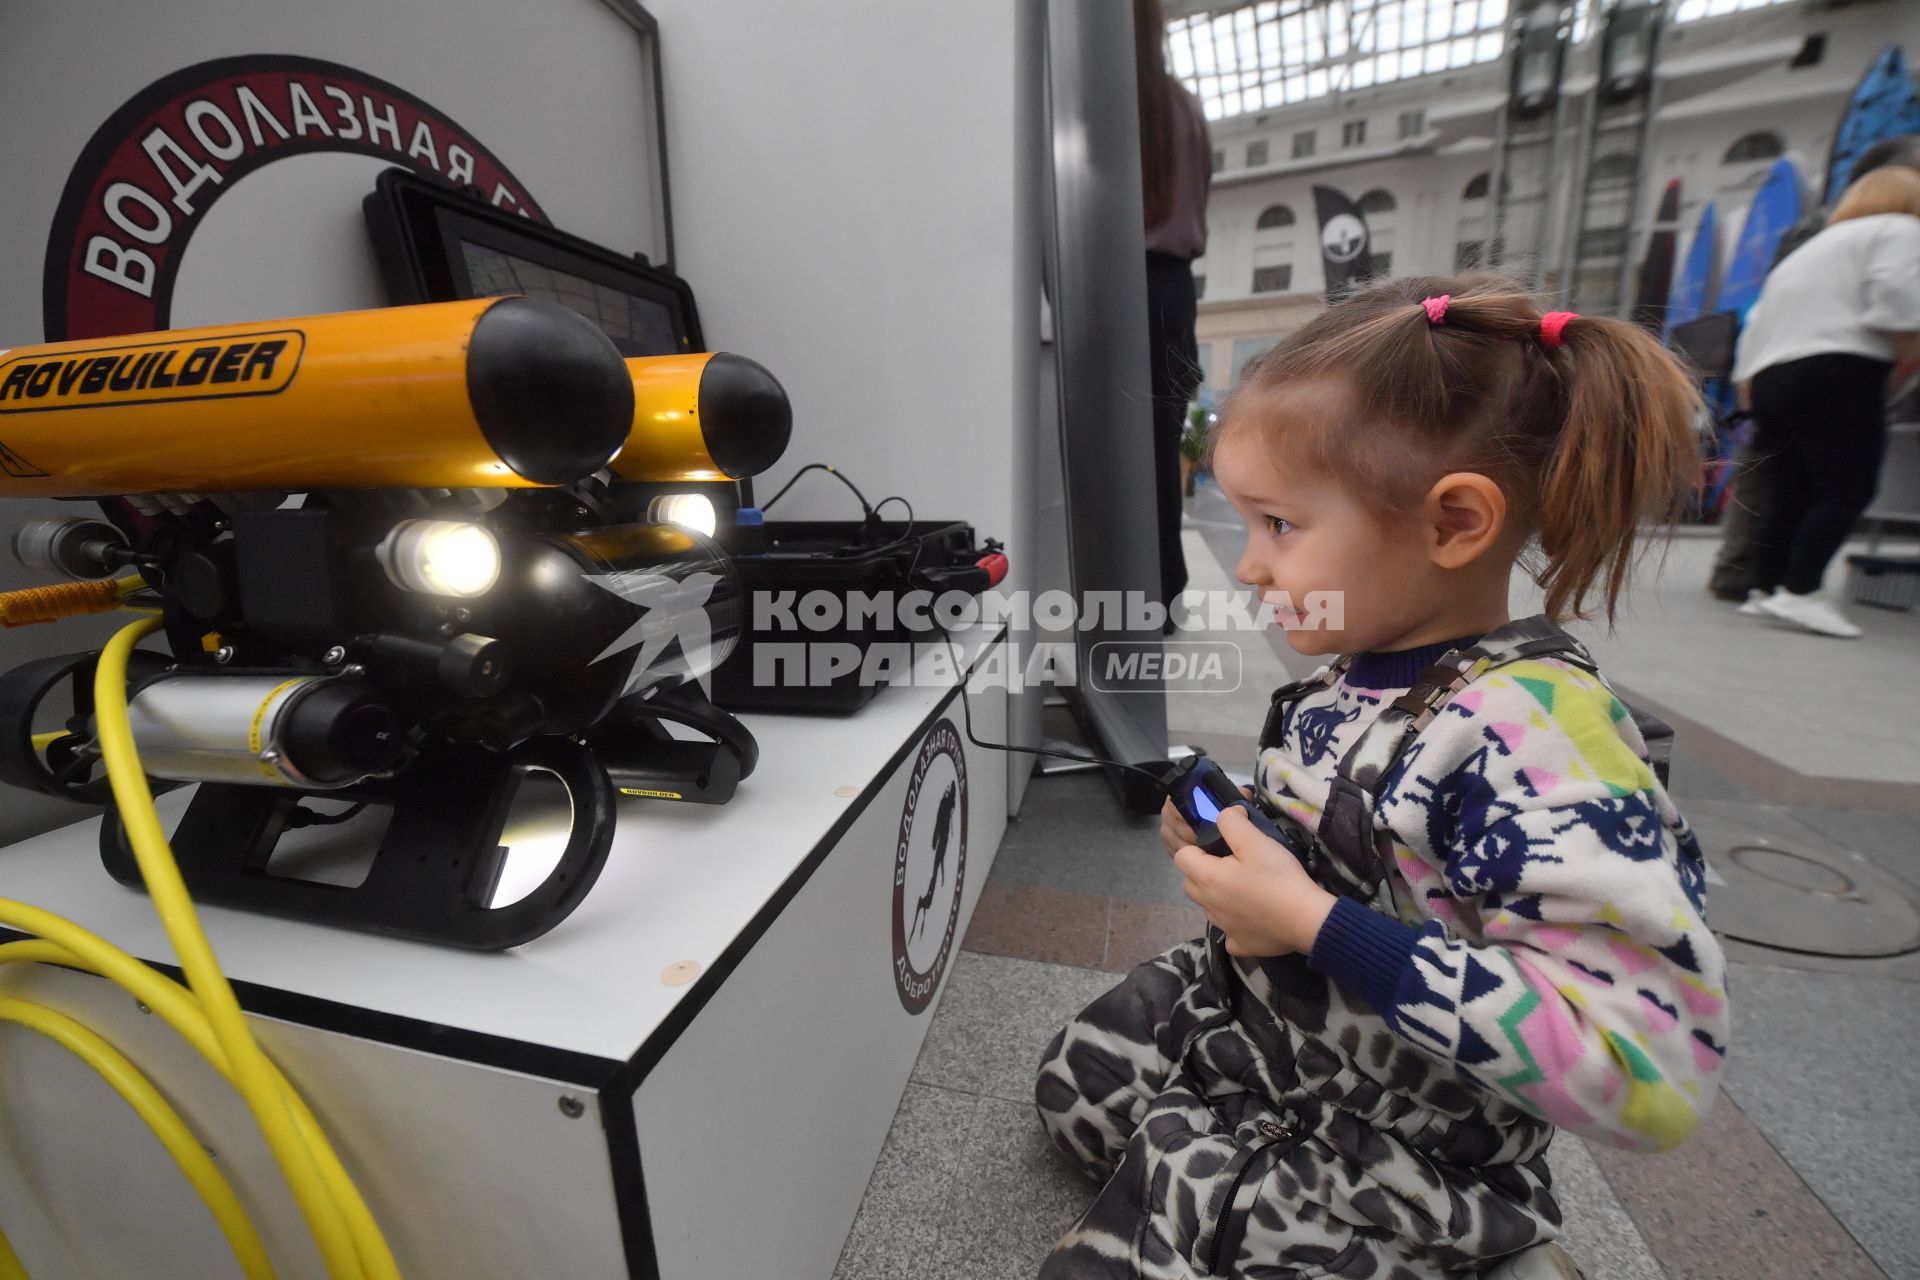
[1711,135,1920,599]
[1732,167,1920,637]
[1137,0,1210,618]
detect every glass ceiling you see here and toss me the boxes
[1169,0,1800,122]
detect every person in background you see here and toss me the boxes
[1710,135,1920,601]
[1731,166,1920,637]
[1137,0,1210,620]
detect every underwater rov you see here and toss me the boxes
[0,295,791,948]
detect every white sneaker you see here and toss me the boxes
[1758,588,1863,638]
[1736,588,1772,617]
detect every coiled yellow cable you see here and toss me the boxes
[0,614,400,1278]
[0,996,273,1278]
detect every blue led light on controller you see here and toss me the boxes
[1166,754,1298,859]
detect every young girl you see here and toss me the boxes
[1033,275,1728,1279]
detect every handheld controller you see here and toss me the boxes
[1164,754,1300,858]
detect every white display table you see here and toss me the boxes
[0,626,1010,1280]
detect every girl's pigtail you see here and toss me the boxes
[1537,314,1703,623]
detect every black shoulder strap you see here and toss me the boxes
[1256,656,1350,751]
[1314,615,1595,899]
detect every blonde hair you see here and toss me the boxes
[1829,166,1920,224]
[1212,274,1703,624]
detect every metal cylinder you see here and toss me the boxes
[11,517,126,579]
[553,523,743,689]
[472,522,743,736]
[125,672,405,788]
[0,296,634,497]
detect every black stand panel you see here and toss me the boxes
[100,739,617,951]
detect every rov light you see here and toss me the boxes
[377,519,501,598]
[649,492,719,537]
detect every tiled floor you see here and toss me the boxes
[834,494,1916,1280]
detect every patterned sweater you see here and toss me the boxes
[1260,639,1729,1154]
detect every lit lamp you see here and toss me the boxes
[649,493,719,537]
[376,519,502,598]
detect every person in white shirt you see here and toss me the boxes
[1730,167,1920,637]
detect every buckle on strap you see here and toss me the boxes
[1388,661,1480,725]
[1258,657,1351,751]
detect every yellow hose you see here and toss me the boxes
[0,615,399,1278]
[0,998,274,1279]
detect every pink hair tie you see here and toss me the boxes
[1422,294,1451,325]
[1539,311,1577,348]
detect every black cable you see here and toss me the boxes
[760,463,874,517]
[288,802,368,828]
[754,467,1158,788]
[922,613,1172,797]
[870,495,920,569]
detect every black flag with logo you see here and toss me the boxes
[1312,185,1373,301]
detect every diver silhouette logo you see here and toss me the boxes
[891,718,968,1015]
[584,569,724,695]
[909,782,960,943]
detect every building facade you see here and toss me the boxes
[1179,0,1920,404]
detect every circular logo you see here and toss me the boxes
[42,54,545,341]
[1320,212,1369,263]
[890,718,968,1014]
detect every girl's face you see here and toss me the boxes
[1212,418,1454,658]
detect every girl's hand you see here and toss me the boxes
[1172,806,1336,957]
[1159,796,1197,856]
[1158,786,1254,857]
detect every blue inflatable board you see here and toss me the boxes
[1719,159,1803,323]
[1825,45,1920,204]
[1663,201,1718,344]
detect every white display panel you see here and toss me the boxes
[635,678,1009,1280]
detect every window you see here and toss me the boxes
[1723,131,1785,164]
[1292,130,1316,159]
[1231,338,1273,383]
[1674,0,1796,22]
[1166,2,1512,121]
[1246,139,1269,167]
[1577,227,1630,258]
[1255,204,1296,230]
[1342,120,1367,148]
[1588,153,1638,187]
[1211,148,1225,174]
[1252,265,1292,293]
[1357,190,1396,278]
[1398,109,1425,139]
[1461,172,1514,201]
[1455,238,1506,270]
